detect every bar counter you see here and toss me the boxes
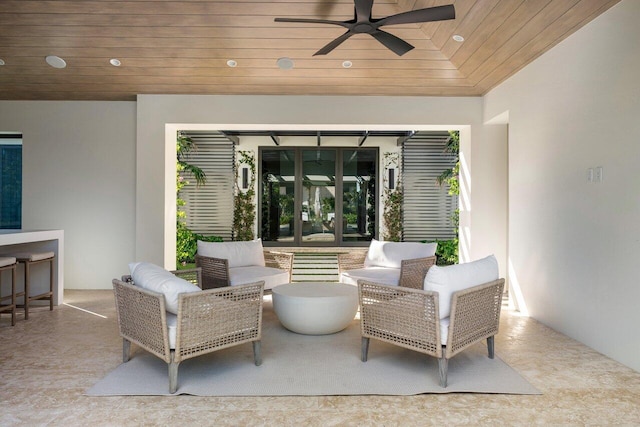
[0,229,64,305]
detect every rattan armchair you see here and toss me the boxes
[358,277,505,387]
[112,268,264,393]
[338,250,437,289]
[196,250,293,290]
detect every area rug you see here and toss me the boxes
[87,301,540,396]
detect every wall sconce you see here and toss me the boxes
[241,166,249,190]
[388,168,395,190]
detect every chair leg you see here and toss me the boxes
[49,258,54,311]
[24,261,30,320]
[10,265,16,326]
[253,340,262,366]
[169,358,179,394]
[122,339,131,362]
[361,337,370,362]
[487,336,495,359]
[438,357,448,388]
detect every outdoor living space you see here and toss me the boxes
[1,1,640,425]
[1,290,639,425]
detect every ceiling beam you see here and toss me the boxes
[220,132,239,145]
[396,131,416,146]
[269,132,280,146]
[358,131,369,147]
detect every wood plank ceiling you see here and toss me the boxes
[0,0,621,101]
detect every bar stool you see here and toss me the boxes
[14,251,55,320]
[0,256,17,326]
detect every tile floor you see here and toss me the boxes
[1,290,639,426]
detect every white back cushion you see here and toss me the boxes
[197,239,265,268]
[364,239,437,269]
[424,255,499,319]
[129,262,201,314]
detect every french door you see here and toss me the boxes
[260,147,377,246]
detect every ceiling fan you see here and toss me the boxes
[274,0,455,56]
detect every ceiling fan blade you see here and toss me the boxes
[313,31,354,56]
[371,30,414,56]
[274,17,350,28]
[377,4,455,26]
[354,0,374,22]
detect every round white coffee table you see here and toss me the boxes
[271,282,358,335]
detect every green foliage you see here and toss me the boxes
[382,152,403,241]
[434,238,459,266]
[177,222,223,266]
[233,150,256,241]
[383,187,403,242]
[367,173,376,237]
[434,130,460,264]
[176,132,208,266]
[344,213,357,224]
[177,134,206,186]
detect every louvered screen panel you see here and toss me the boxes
[402,134,458,242]
[180,134,234,240]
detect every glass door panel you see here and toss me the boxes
[260,150,296,243]
[342,150,376,242]
[301,149,336,244]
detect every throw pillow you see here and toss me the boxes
[197,239,265,268]
[364,239,438,269]
[129,262,201,314]
[423,254,499,319]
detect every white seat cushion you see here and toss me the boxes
[424,254,499,319]
[340,267,401,287]
[129,262,201,314]
[14,251,55,262]
[440,317,449,345]
[229,265,289,290]
[364,239,437,269]
[197,239,265,268]
[0,257,16,268]
[166,312,177,349]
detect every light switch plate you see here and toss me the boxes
[595,166,603,182]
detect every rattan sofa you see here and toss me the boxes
[112,267,264,393]
[338,239,437,289]
[358,255,505,387]
[195,239,293,290]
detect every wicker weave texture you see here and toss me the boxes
[172,268,202,287]
[359,281,441,358]
[175,281,264,363]
[264,251,294,281]
[447,279,505,358]
[337,250,368,273]
[197,250,293,289]
[195,255,230,289]
[112,280,171,363]
[398,256,437,289]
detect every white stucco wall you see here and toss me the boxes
[136,95,507,276]
[0,101,137,290]
[484,0,640,371]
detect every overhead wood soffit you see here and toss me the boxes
[0,0,622,101]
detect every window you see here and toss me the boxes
[0,133,22,229]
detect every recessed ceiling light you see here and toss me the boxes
[45,55,67,69]
[452,34,465,42]
[342,60,353,68]
[109,58,121,67]
[0,59,5,66]
[276,57,294,70]
[226,59,237,67]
